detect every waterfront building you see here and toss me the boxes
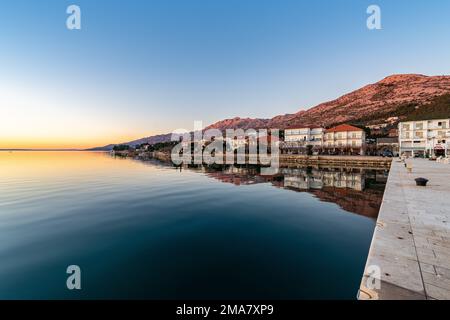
[281,126,325,154]
[225,137,247,151]
[398,119,450,157]
[284,126,325,144]
[323,124,366,155]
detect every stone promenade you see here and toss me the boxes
[359,158,450,300]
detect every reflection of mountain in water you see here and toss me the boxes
[202,166,387,219]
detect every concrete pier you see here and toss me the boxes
[359,159,450,300]
[280,155,391,169]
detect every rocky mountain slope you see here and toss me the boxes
[206,74,450,131]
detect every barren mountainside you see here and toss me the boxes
[207,74,450,131]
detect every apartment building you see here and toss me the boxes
[282,126,325,154]
[323,124,366,155]
[398,119,450,157]
[284,126,325,145]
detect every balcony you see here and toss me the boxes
[427,124,448,130]
[401,143,426,149]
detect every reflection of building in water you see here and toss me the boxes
[202,165,385,218]
[322,171,364,191]
[280,167,382,218]
[204,166,284,187]
[281,168,364,191]
[311,187,382,219]
[283,169,323,190]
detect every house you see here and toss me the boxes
[284,126,325,145]
[323,124,366,155]
[388,128,398,138]
[386,116,399,124]
[377,137,399,156]
[225,136,247,151]
[398,119,450,157]
[281,126,325,154]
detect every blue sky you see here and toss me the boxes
[1,0,450,148]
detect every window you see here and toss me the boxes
[415,132,423,138]
[402,124,410,131]
[438,122,443,127]
[415,123,423,130]
[352,132,357,138]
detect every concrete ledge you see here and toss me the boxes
[280,155,392,169]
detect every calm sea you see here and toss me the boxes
[0,151,387,299]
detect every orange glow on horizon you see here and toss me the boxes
[0,133,155,150]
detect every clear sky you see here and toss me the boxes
[1,0,450,149]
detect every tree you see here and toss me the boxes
[113,144,130,151]
[306,145,313,156]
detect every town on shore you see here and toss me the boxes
[110,117,450,164]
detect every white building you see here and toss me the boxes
[225,137,247,151]
[399,119,450,157]
[284,127,325,146]
[284,126,325,146]
[282,126,325,154]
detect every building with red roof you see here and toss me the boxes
[325,124,363,133]
[324,124,366,155]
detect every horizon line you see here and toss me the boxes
[0,148,89,151]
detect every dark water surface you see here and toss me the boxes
[0,151,387,299]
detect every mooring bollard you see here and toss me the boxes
[415,177,429,186]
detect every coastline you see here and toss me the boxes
[130,150,392,169]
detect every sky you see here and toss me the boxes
[1,0,450,149]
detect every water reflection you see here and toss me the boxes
[173,164,388,219]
